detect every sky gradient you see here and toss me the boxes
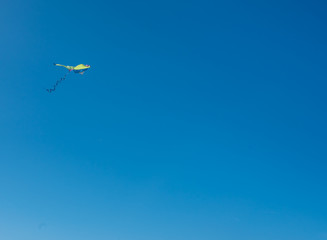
[1,0,327,239]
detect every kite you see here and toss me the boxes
[54,63,91,74]
[46,63,91,93]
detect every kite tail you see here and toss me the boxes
[46,73,68,93]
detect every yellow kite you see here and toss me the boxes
[46,63,91,93]
[54,63,91,75]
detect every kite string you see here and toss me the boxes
[46,73,68,93]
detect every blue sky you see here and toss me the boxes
[1,0,327,239]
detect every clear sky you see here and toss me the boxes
[1,0,327,239]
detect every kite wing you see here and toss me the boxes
[73,64,90,74]
[54,63,74,71]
